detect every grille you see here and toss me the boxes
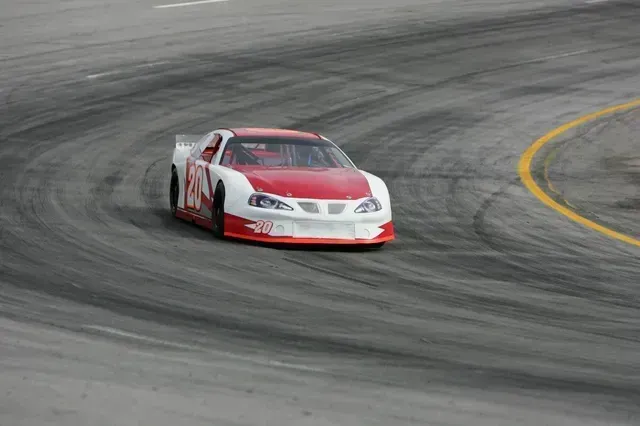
[298,202,320,214]
[327,203,346,214]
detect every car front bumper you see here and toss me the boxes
[223,213,394,244]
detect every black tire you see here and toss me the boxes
[212,181,225,239]
[169,167,179,217]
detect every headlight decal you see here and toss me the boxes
[354,197,382,213]
[248,193,294,211]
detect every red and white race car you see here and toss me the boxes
[169,128,394,247]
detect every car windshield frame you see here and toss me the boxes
[220,136,356,169]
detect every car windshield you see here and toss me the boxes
[220,137,354,168]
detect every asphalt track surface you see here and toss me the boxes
[1,0,640,425]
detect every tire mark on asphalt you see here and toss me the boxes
[472,178,520,253]
[4,3,640,422]
[0,84,17,118]
[283,257,379,289]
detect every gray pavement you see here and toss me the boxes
[1,0,639,425]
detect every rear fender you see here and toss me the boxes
[172,134,204,210]
[172,134,203,166]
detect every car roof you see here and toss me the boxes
[226,127,322,139]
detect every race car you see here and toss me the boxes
[169,127,394,247]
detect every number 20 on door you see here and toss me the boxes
[186,164,204,211]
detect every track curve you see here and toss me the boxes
[1,0,640,425]
[543,104,640,240]
[520,99,640,248]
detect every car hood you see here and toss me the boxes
[231,166,372,200]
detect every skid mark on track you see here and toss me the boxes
[518,99,640,248]
[472,179,519,253]
[154,0,228,9]
[83,325,325,372]
[0,85,18,116]
[84,325,201,350]
[512,50,589,66]
[542,147,578,209]
[284,257,378,289]
[86,62,171,80]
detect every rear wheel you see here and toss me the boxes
[169,168,179,217]
[212,181,225,239]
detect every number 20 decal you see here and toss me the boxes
[186,164,204,211]
[254,220,273,234]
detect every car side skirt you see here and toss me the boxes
[176,208,213,229]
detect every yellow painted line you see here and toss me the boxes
[518,99,640,248]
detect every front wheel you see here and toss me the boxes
[212,181,225,239]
